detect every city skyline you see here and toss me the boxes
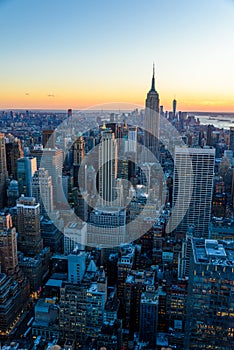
[0,77,234,347]
[1,0,234,112]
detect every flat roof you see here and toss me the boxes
[193,239,234,267]
[45,279,63,287]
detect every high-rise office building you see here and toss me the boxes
[40,148,63,204]
[72,188,88,222]
[17,156,37,197]
[185,238,234,349]
[64,221,87,254]
[98,128,118,206]
[7,179,19,207]
[117,245,135,315]
[59,282,87,343]
[0,213,18,276]
[144,65,160,158]
[42,129,55,149]
[206,124,214,146]
[171,146,215,237]
[30,145,43,168]
[232,167,234,208]
[73,134,85,165]
[229,127,234,153]
[17,196,43,256]
[32,168,53,215]
[68,250,86,284]
[0,133,8,208]
[0,273,22,333]
[178,225,195,279]
[139,286,159,347]
[124,270,155,336]
[73,134,85,189]
[127,126,138,153]
[5,136,24,179]
[173,98,177,118]
[85,283,106,338]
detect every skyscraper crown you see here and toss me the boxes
[150,63,156,92]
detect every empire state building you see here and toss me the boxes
[144,65,160,158]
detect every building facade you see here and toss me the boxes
[32,168,54,216]
[0,133,8,208]
[98,128,118,206]
[17,196,43,256]
[144,65,160,159]
[185,238,234,349]
[17,156,37,197]
[172,146,215,237]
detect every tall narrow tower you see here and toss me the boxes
[144,65,160,158]
[0,133,8,208]
[229,127,234,153]
[73,135,85,189]
[173,98,177,118]
[5,136,23,179]
[73,135,85,165]
[0,213,18,276]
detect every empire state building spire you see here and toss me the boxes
[151,63,156,91]
[144,64,160,158]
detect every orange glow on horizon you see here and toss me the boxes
[0,88,234,113]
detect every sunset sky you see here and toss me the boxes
[0,0,234,111]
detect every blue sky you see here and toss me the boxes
[0,0,234,110]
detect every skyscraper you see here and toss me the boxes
[127,126,138,153]
[139,286,158,347]
[0,274,22,333]
[229,126,234,153]
[206,124,214,147]
[17,196,43,256]
[73,134,85,165]
[178,225,195,279]
[185,238,234,349]
[73,134,85,189]
[32,168,54,216]
[64,221,87,254]
[17,156,37,197]
[98,128,118,206]
[173,98,177,118]
[42,129,55,149]
[172,146,215,237]
[144,65,160,158]
[0,213,18,276]
[5,136,24,179]
[40,148,63,205]
[85,283,106,338]
[68,250,87,284]
[0,133,8,208]
[7,179,19,207]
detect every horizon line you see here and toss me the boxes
[1,108,234,115]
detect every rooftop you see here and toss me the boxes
[193,238,234,267]
[45,279,63,288]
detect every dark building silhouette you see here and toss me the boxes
[5,137,23,179]
[0,133,8,209]
[42,129,55,149]
[144,65,160,158]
